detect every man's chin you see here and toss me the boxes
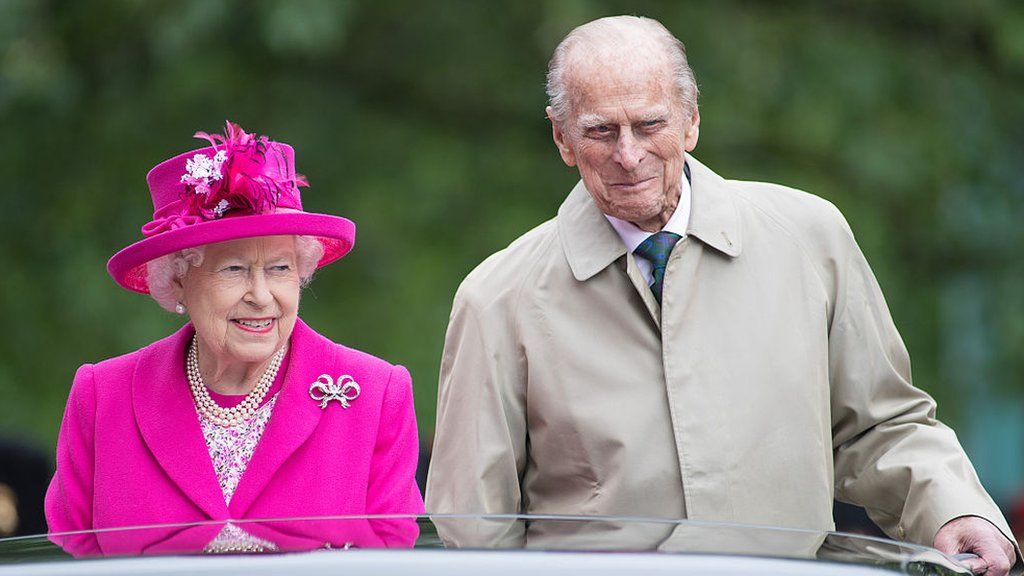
[607,205,665,226]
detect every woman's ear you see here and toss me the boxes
[171,274,186,307]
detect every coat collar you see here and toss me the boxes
[685,156,743,258]
[558,154,743,282]
[132,318,331,519]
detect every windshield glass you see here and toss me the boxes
[0,515,969,575]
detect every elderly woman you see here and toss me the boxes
[45,122,423,555]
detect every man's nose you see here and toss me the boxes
[613,129,645,171]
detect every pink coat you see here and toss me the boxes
[45,319,424,555]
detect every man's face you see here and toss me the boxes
[548,63,699,229]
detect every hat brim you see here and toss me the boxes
[107,211,356,294]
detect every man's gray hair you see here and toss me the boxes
[546,16,699,124]
[146,235,325,313]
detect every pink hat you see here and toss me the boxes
[108,121,355,293]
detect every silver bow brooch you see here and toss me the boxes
[308,374,360,409]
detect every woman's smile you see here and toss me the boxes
[232,317,276,333]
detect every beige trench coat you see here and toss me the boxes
[425,155,1013,549]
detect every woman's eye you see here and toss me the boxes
[270,265,291,272]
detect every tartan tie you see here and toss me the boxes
[634,231,682,304]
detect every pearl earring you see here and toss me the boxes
[175,303,186,315]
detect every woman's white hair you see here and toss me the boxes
[146,235,325,313]
[545,15,699,124]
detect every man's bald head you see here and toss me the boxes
[545,16,699,125]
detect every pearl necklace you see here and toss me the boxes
[187,337,286,427]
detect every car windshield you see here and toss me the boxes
[0,515,970,575]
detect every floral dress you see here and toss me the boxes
[197,384,282,553]
[200,395,278,503]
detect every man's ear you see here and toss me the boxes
[547,106,577,167]
[683,107,700,152]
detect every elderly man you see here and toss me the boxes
[425,15,1018,574]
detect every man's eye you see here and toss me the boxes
[586,125,613,137]
[641,120,663,129]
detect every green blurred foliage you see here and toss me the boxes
[1,0,1022,494]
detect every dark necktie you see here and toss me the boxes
[634,231,682,304]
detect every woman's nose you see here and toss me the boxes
[244,271,273,307]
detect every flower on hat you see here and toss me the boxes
[179,121,308,220]
[180,150,228,196]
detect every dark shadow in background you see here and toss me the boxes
[0,439,51,537]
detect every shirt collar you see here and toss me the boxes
[558,154,743,282]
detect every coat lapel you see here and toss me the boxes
[557,180,627,283]
[624,252,661,328]
[132,324,229,520]
[228,319,328,517]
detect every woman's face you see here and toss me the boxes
[175,235,301,368]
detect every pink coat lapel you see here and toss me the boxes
[228,319,327,517]
[132,324,228,520]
